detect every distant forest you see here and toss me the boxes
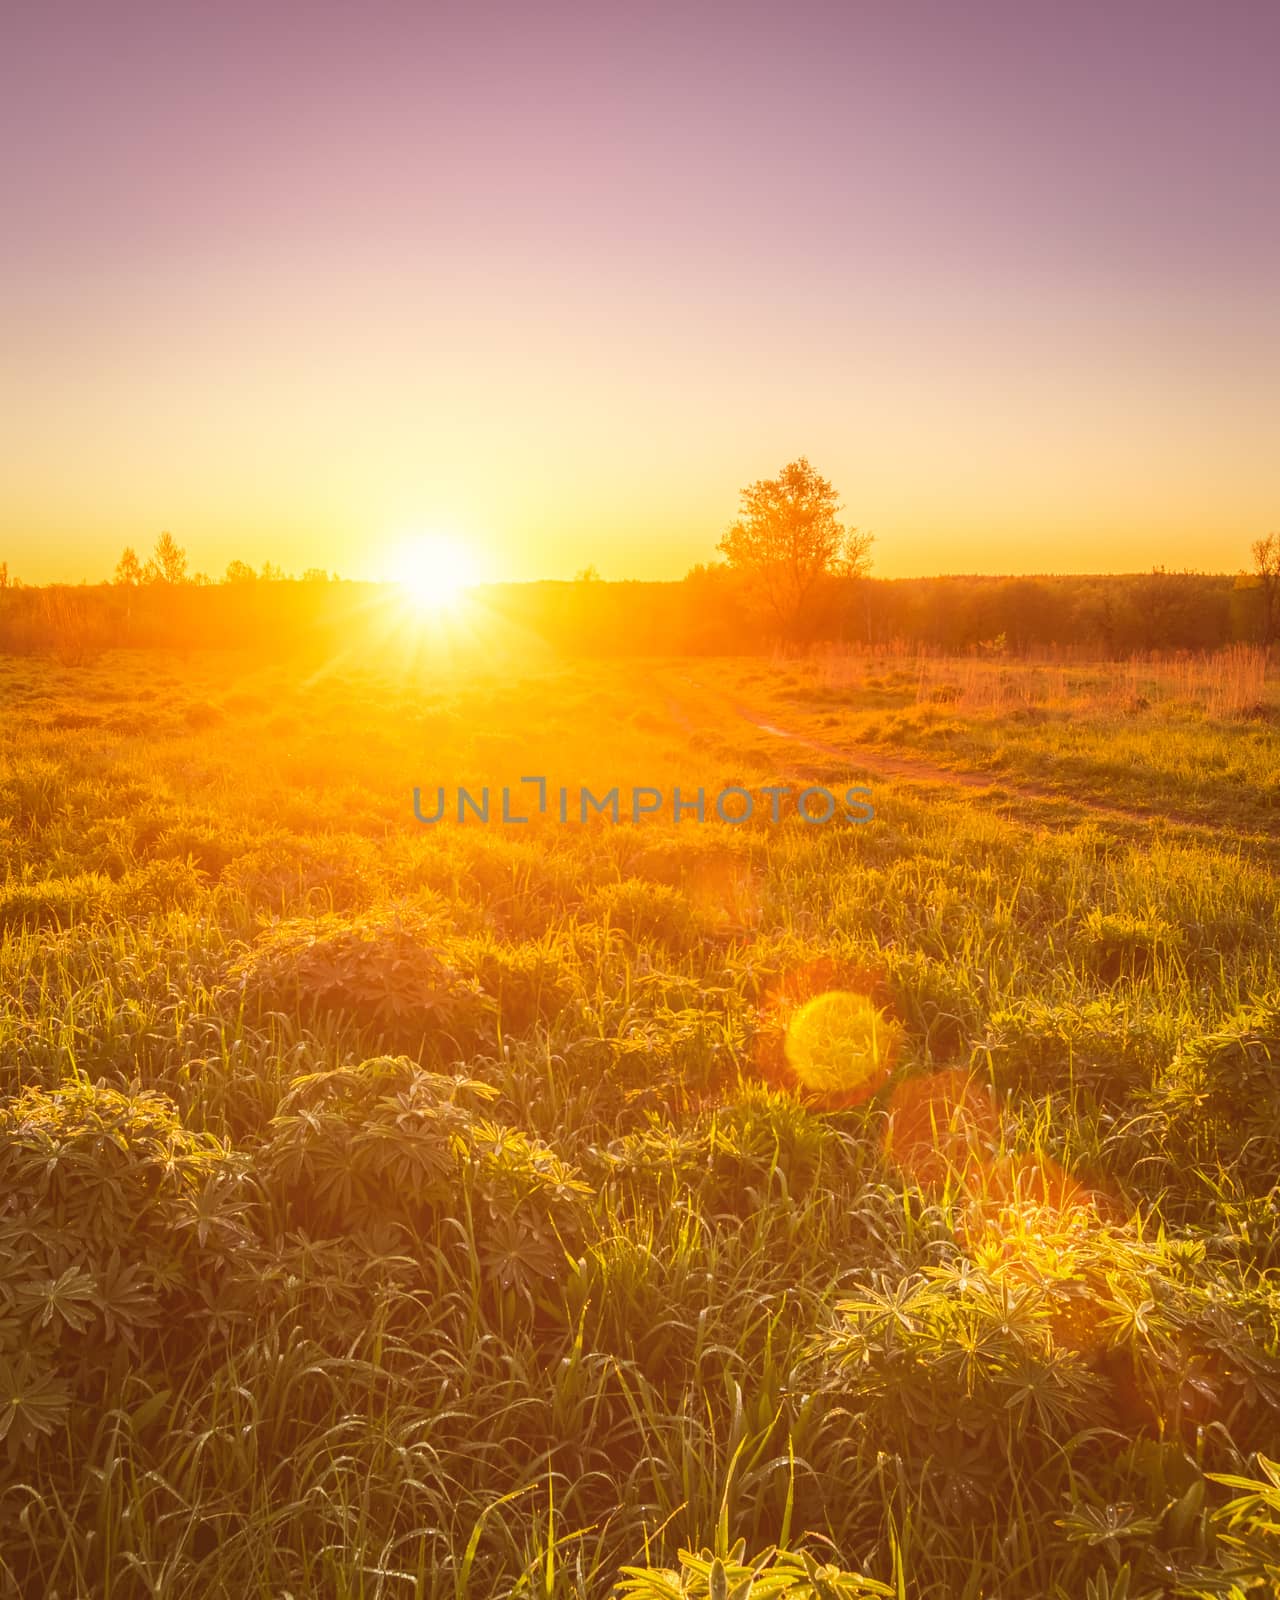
[0,562,1272,662]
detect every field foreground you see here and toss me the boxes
[1,648,1279,1598]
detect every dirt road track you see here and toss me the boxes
[662,672,1274,843]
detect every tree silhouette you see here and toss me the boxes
[718,458,872,639]
[1251,534,1280,646]
[114,547,144,586]
[148,531,188,584]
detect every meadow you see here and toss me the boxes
[1,641,1279,1598]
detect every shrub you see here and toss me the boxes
[149,820,243,878]
[984,997,1165,1102]
[257,1056,591,1303]
[1196,1456,1280,1595]
[221,832,379,913]
[2,852,204,931]
[397,832,581,937]
[585,878,708,951]
[0,1082,254,1456]
[227,906,490,1049]
[607,1088,839,1214]
[111,855,207,915]
[624,832,753,890]
[0,871,112,931]
[1077,910,1185,982]
[448,933,579,1036]
[957,1178,1280,1448]
[0,757,64,830]
[1145,997,1280,1194]
[811,1265,1111,1493]
[604,998,746,1109]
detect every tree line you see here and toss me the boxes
[108,532,338,588]
[0,560,1272,662]
[703,457,1277,652]
[2,462,1276,657]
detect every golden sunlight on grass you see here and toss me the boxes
[2,647,1279,1596]
[387,532,481,615]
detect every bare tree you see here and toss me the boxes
[718,458,872,639]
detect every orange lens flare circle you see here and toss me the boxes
[882,1068,998,1192]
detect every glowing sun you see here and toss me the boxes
[390,534,480,613]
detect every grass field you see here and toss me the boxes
[2,645,1279,1598]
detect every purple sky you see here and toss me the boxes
[4,1,1278,581]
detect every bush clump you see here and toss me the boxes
[585,878,709,951]
[616,1541,892,1598]
[1145,997,1280,1193]
[227,906,489,1048]
[112,854,207,915]
[258,1056,592,1302]
[0,872,113,931]
[985,996,1166,1102]
[1077,909,1185,981]
[0,1082,254,1457]
[607,1087,841,1214]
[448,932,580,1036]
[815,1264,1109,1466]
[221,832,380,913]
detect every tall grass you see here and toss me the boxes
[0,648,1278,1597]
[797,643,1270,718]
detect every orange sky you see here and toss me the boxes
[4,3,1277,586]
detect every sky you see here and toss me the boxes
[3,0,1278,584]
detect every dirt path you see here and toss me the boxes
[661,671,1242,836]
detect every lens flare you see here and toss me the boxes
[882,1068,998,1192]
[784,990,901,1105]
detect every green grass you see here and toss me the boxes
[696,649,1280,832]
[0,647,1278,1597]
